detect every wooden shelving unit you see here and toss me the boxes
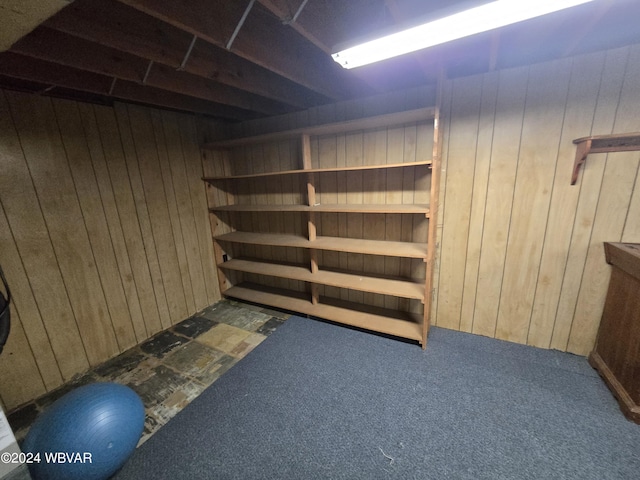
[201,106,441,347]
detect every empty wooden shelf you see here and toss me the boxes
[219,258,425,300]
[224,283,424,342]
[215,231,428,258]
[203,160,432,182]
[210,203,430,215]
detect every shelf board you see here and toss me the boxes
[215,231,428,258]
[573,132,640,151]
[314,204,429,214]
[210,203,430,214]
[212,204,310,212]
[224,283,423,343]
[203,107,437,149]
[571,132,640,184]
[219,258,425,300]
[313,236,427,258]
[216,231,309,248]
[203,160,431,181]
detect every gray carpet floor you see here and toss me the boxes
[114,316,640,479]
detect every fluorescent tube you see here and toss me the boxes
[332,0,595,69]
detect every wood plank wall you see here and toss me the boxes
[207,43,640,357]
[437,44,640,355]
[0,91,218,410]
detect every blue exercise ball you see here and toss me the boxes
[22,382,145,480]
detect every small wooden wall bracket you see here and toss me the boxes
[571,138,592,185]
[571,132,640,185]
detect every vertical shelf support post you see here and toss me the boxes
[301,134,320,304]
[203,149,232,293]
[422,74,444,348]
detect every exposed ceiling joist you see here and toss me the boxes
[1,0,639,120]
[0,52,258,120]
[12,28,294,116]
[114,0,372,100]
[43,0,325,109]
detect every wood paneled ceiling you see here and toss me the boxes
[0,0,638,121]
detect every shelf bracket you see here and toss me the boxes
[571,138,592,185]
[572,132,640,185]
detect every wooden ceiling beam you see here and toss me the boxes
[11,28,294,116]
[0,52,113,92]
[149,64,294,116]
[0,52,258,120]
[0,74,115,107]
[44,0,324,109]
[114,0,372,100]
[112,82,259,120]
[13,27,145,83]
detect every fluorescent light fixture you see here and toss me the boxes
[332,0,595,69]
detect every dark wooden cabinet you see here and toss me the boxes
[589,242,640,423]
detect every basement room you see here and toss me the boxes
[1,0,639,478]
